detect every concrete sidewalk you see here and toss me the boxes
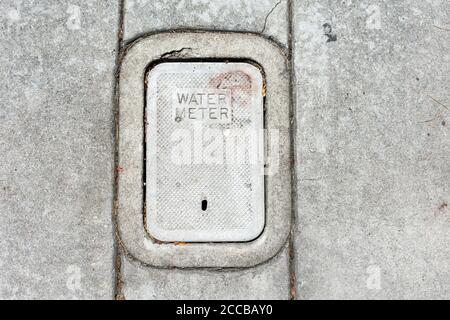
[0,0,449,299]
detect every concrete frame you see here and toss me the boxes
[117,31,291,268]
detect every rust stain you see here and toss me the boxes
[116,166,125,173]
[438,202,448,211]
[208,70,254,112]
[209,70,252,91]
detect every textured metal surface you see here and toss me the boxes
[146,62,264,242]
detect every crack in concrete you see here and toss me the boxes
[124,29,289,56]
[160,47,193,59]
[261,0,282,34]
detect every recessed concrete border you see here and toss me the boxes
[117,31,291,268]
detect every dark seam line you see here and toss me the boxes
[113,0,125,301]
[287,0,298,301]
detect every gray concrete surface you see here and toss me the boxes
[1,0,449,300]
[0,1,117,299]
[123,0,289,46]
[122,246,290,300]
[293,0,450,299]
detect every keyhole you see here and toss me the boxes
[201,199,208,211]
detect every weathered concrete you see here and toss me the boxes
[293,0,450,299]
[122,245,290,300]
[0,1,118,299]
[123,0,289,47]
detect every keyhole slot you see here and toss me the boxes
[201,199,208,211]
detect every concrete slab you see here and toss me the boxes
[123,0,289,47]
[293,0,450,299]
[121,245,290,300]
[0,1,117,299]
[118,0,291,299]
